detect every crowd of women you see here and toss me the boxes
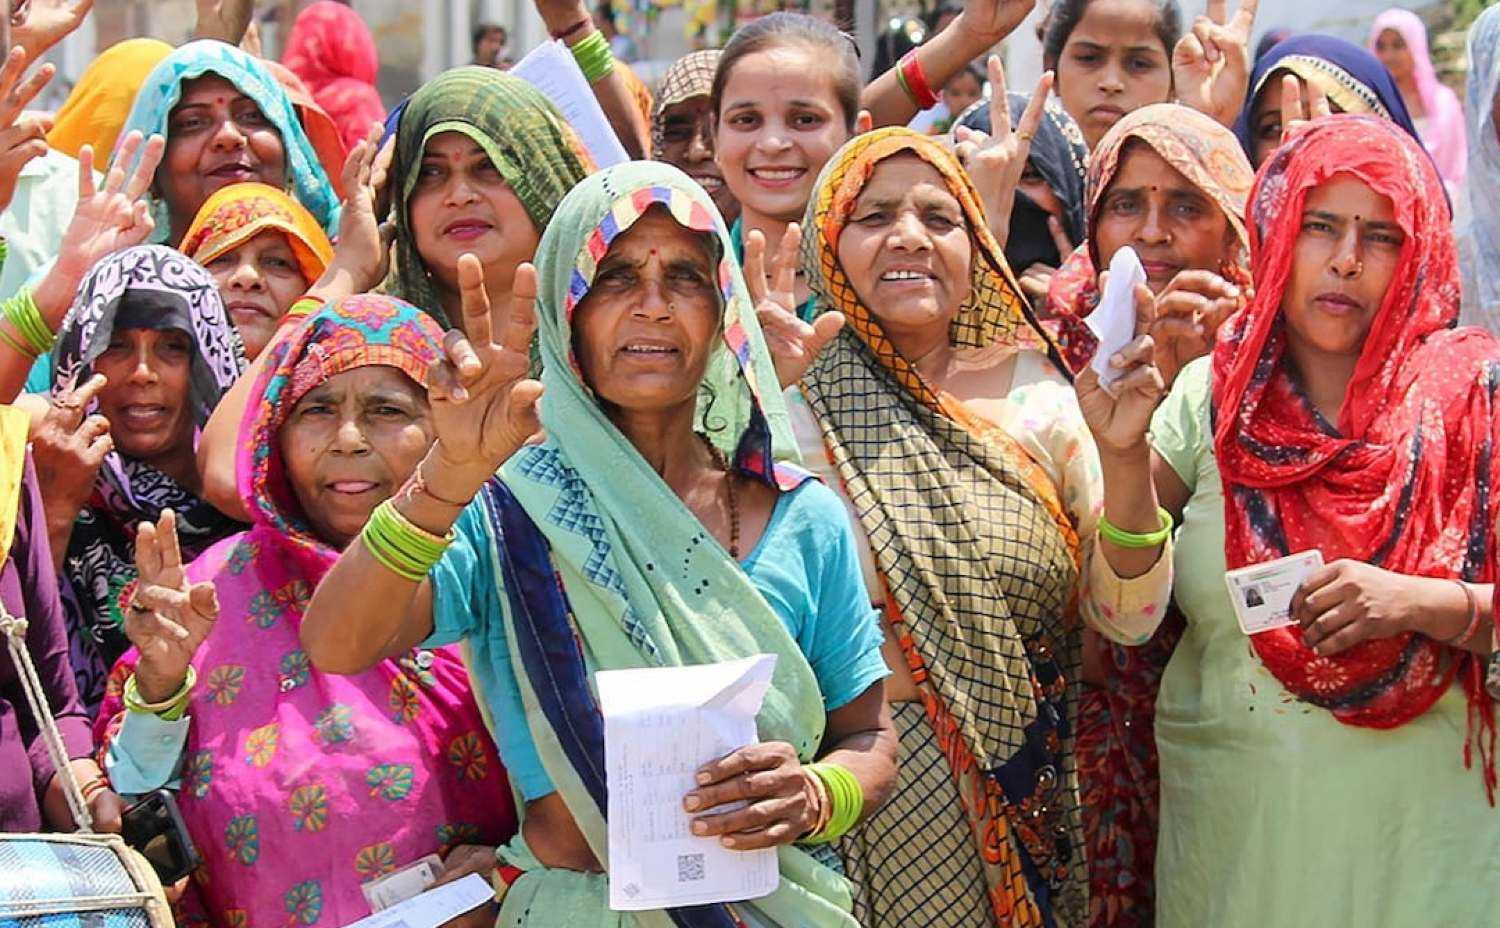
[0,0,1498,925]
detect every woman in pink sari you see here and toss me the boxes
[95,296,516,928]
[1370,8,1466,188]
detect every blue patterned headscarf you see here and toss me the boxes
[114,40,341,242]
[1232,35,1419,159]
[1461,6,1500,332]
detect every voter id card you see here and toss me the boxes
[1224,550,1323,635]
[361,854,443,912]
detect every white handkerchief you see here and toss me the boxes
[1087,245,1147,386]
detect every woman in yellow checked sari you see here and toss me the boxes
[788,127,1175,928]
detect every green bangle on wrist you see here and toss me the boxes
[802,762,864,844]
[1098,507,1174,549]
[570,29,615,83]
[361,499,455,582]
[123,666,197,721]
[2,286,55,358]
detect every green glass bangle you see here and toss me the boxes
[0,322,35,360]
[5,287,54,357]
[123,666,197,721]
[893,65,919,109]
[803,762,864,844]
[361,500,453,582]
[571,30,615,83]
[1098,506,1173,549]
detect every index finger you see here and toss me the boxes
[499,263,538,357]
[455,253,493,347]
[70,372,108,409]
[987,55,1010,137]
[1279,73,1305,133]
[695,743,787,785]
[743,228,769,304]
[1162,268,1240,301]
[0,60,51,127]
[1205,0,1227,24]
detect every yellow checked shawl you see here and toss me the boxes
[797,128,1086,926]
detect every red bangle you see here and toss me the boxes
[899,50,939,110]
[551,18,591,41]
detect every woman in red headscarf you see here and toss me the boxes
[282,0,386,151]
[1086,113,1500,925]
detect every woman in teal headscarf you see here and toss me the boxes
[301,160,897,927]
[114,40,341,244]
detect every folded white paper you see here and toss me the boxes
[511,40,630,168]
[597,654,781,911]
[340,873,491,928]
[1087,245,1147,386]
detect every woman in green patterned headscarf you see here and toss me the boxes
[302,161,897,927]
[386,66,593,326]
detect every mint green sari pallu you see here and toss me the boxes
[474,162,859,928]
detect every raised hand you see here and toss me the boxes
[0,45,54,213]
[1076,282,1166,457]
[33,373,112,566]
[125,509,220,704]
[959,0,1037,47]
[192,0,255,45]
[744,223,844,390]
[1146,269,1243,385]
[426,254,544,498]
[1172,0,1259,127]
[10,0,94,62]
[1279,73,1331,144]
[310,123,397,304]
[54,132,164,278]
[952,58,1053,251]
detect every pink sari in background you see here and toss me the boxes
[283,1,387,152]
[96,297,517,928]
[1370,8,1467,187]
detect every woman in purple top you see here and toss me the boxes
[0,450,122,833]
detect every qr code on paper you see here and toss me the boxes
[677,853,706,883]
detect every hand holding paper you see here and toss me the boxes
[597,655,781,911]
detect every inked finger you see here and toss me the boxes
[2,61,51,124]
[427,360,464,404]
[72,373,109,409]
[1279,73,1305,134]
[443,328,482,382]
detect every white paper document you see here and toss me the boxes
[596,654,781,911]
[1224,550,1324,635]
[1087,245,1147,386]
[340,873,491,928]
[511,40,630,168]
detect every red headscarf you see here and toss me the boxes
[282,0,386,151]
[1212,114,1498,795]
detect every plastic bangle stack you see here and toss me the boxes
[801,762,863,844]
[897,50,939,110]
[1098,507,1174,549]
[122,667,197,722]
[281,296,324,325]
[361,499,454,582]
[571,29,615,84]
[0,287,55,359]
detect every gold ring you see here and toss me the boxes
[1016,130,1034,142]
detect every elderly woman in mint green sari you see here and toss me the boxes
[300,160,897,927]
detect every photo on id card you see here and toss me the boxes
[1223,550,1324,635]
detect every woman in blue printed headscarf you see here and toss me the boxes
[113,40,341,245]
[1233,34,1422,169]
